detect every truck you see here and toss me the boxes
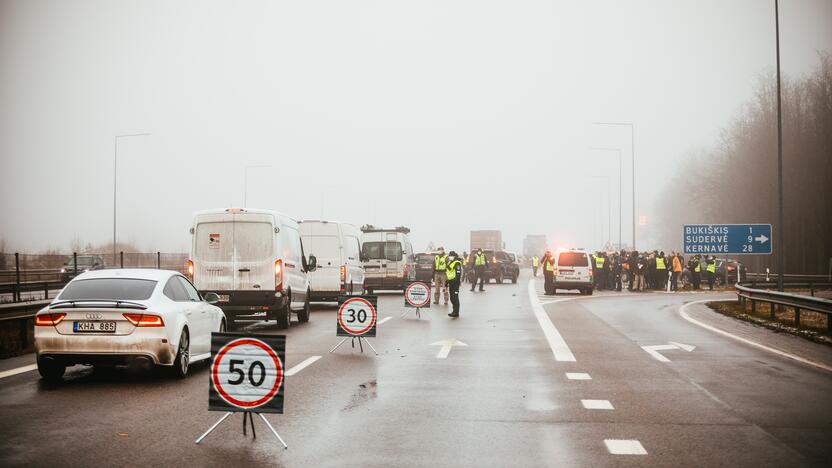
[470,230,503,252]
[523,234,548,258]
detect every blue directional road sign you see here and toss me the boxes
[683,224,772,255]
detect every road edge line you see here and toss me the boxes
[527,279,576,362]
[679,299,832,373]
[0,363,38,380]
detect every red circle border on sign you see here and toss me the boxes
[337,297,377,335]
[405,282,430,307]
[211,338,283,409]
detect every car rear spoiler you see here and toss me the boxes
[50,300,148,310]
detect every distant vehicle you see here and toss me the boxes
[34,269,226,381]
[60,255,105,282]
[415,253,436,285]
[523,234,547,259]
[552,248,593,295]
[470,230,503,252]
[360,225,416,293]
[187,208,317,331]
[299,220,365,301]
[465,249,519,284]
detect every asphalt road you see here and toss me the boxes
[1,271,830,467]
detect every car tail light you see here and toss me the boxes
[35,312,66,326]
[727,266,735,271]
[186,260,194,280]
[123,313,164,327]
[275,259,283,292]
[492,256,497,263]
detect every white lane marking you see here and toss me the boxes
[379,317,392,325]
[284,356,321,376]
[641,344,677,362]
[679,299,832,373]
[430,340,468,359]
[604,439,647,455]
[0,364,37,380]
[527,279,576,362]
[566,372,592,380]
[582,399,614,410]
[668,341,696,352]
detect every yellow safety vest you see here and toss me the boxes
[694,263,701,273]
[545,257,555,272]
[446,259,460,281]
[656,257,666,270]
[532,256,539,267]
[435,254,447,271]
[475,253,486,266]
[595,257,605,268]
[706,262,716,273]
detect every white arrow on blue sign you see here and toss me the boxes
[683,224,772,255]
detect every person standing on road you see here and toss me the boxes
[634,255,646,291]
[434,247,448,305]
[627,251,637,291]
[656,251,668,290]
[688,255,702,290]
[671,252,682,291]
[532,255,539,277]
[470,248,487,292]
[446,251,463,317]
[612,253,623,291]
[705,256,717,290]
[594,252,606,291]
[541,251,555,295]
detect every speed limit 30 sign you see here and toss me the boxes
[209,333,285,413]
[337,295,377,337]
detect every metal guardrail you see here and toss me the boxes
[0,300,51,321]
[735,282,832,331]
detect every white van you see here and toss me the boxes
[360,226,416,293]
[299,220,365,301]
[187,208,317,330]
[552,248,594,295]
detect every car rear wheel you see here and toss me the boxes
[498,272,504,283]
[511,274,518,284]
[172,329,190,379]
[298,293,310,323]
[37,357,65,381]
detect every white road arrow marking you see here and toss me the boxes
[755,234,769,243]
[431,340,468,359]
[641,342,695,362]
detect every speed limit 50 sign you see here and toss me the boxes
[337,295,377,337]
[209,333,285,413]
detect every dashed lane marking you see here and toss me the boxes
[379,317,392,325]
[284,356,321,377]
[527,279,576,362]
[679,299,832,373]
[582,399,614,410]
[0,364,37,380]
[566,372,592,380]
[604,439,647,455]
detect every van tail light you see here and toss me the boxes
[492,256,497,263]
[185,260,194,280]
[123,313,164,327]
[35,312,66,326]
[275,259,283,292]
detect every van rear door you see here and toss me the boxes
[232,219,275,291]
[194,220,235,291]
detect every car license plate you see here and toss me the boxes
[73,321,116,333]
[218,294,229,302]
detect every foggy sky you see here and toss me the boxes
[2,0,831,254]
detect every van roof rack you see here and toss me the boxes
[360,224,410,234]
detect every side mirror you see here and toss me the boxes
[204,292,220,304]
[306,255,317,272]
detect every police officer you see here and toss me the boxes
[470,248,487,292]
[705,256,717,290]
[446,251,463,317]
[655,251,668,290]
[688,254,702,290]
[541,250,555,295]
[434,247,448,305]
[532,255,540,277]
[594,252,606,291]
[612,253,623,291]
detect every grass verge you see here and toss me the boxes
[707,300,831,346]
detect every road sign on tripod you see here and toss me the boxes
[331,295,378,355]
[403,281,430,319]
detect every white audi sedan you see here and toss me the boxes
[34,269,226,381]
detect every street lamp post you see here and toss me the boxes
[243,165,272,207]
[774,0,784,292]
[113,133,151,265]
[590,147,623,249]
[592,122,635,250]
[589,175,611,248]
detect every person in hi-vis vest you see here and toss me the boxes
[470,249,488,292]
[434,247,449,305]
[445,251,463,317]
[532,255,540,277]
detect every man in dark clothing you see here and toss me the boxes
[446,251,463,317]
[594,252,606,291]
[627,251,637,291]
[688,255,702,290]
[541,251,555,295]
[612,253,623,291]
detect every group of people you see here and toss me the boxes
[431,247,490,318]
[592,250,719,292]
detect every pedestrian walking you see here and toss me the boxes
[446,251,462,317]
[541,251,555,295]
[532,255,539,277]
[434,247,448,305]
[470,248,487,292]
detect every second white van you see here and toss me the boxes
[360,225,416,293]
[299,220,365,301]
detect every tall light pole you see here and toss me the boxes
[590,147,623,249]
[113,132,151,265]
[243,165,272,207]
[774,0,784,292]
[589,175,611,248]
[593,122,635,250]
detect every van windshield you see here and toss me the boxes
[557,252,589,267]
[363,242,403,261]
